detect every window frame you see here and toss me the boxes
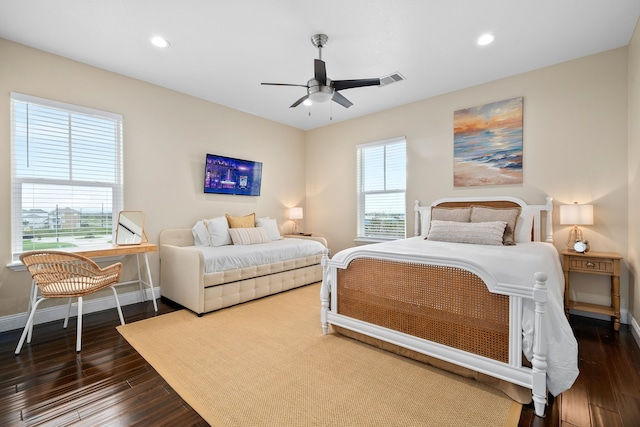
[10,93,124,261]
[356,136,407,242]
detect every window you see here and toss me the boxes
[356,137,406,240]
[10,93,123,260]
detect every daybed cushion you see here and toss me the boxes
[229,227,271,245]
[187,237,327,273]
[427,220,507,246]
[226,213,255,228]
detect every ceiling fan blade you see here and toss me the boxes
[332,91,353,108]
[332,78,381,91]
[261,82,309,88]
[314,59,327,85]
[290,94,310,108]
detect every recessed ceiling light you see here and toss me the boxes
[477,33,495,46]
[151,36,170,48]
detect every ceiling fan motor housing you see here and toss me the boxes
[307,78,333,102]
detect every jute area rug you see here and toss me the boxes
[117,283,521,426]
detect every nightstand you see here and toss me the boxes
[561,249,622,331]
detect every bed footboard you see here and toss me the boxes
[320,256,549,417]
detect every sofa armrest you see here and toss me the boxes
[160,244,205,314]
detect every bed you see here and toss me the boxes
[319,196,578,417]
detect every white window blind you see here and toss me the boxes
[10,93,123,260]
[356,137,406,240]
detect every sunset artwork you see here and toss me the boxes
[453,97,523,187]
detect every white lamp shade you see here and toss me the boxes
[559,203,593,225]
[289,207,303,220]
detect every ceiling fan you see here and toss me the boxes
[261,34,380,109]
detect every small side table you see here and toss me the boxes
[561,249,622,331]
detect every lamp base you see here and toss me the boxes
[565,225,584,249]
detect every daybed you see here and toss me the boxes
[160,215,328,315]
[320,196,579,417]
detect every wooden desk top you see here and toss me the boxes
[56,243,158,258]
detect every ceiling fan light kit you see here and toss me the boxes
[261,33,381,109]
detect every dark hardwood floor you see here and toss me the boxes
[1,299,638,426]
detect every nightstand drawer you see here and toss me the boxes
[568,257,615,274]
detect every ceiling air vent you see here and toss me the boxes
[379,72,406,87]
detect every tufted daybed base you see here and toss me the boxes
[159,228,327,315]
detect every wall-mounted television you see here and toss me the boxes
[204,153,262,196]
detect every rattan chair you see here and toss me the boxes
[16,251,125,354]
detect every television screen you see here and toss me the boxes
[204,153,262,196]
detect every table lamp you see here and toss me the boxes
[559,202,593,250]
[289,207,303,234]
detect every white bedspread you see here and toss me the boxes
[185,238,327,273]
[330,237,579,396]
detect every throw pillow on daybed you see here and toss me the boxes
[228,227,271,245]
[226,213,255,228]
[256,217,282,241]
[191,216,233,247]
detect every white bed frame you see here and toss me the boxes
[320,196,554,417]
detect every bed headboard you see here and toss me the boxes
[414,196,554,243]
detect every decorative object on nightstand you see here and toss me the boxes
[561,249,622,331]
[559,202,593,252]
[289,207,303,234]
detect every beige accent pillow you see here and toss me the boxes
[427,220,507,246]
[470,206,520,245]
[228,227,270,245]
[431,207,471,222]
[226,213,255,228]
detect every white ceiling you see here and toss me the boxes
[1,1,639,131]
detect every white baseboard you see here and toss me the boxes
[630,314,640,349]
[0,286,160,334]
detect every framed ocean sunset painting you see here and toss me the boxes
[453,96,523,187]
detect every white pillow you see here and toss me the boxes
[515,207,535,243]
[228,227,271,245]
[427,220,507,246]
[206,216,232,247]
[256,217,282,241]
[191,220,210,246]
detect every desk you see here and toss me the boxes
[70,243,159,312]
[27,243,159,313]
[561,249,622,331]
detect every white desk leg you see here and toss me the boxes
[136,254,146,302]
[143,252,158,312]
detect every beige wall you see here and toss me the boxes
[305,47,630,318]
[0,39,305,317]
[0,36,635,330]
[628,21,640,338]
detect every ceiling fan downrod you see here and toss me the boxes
[311,33,328,60]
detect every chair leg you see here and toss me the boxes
[16,298,47,355]
[76,296,83,352]
[110,286,125,325]
[26,280,38,343]
[63,298,72,329]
